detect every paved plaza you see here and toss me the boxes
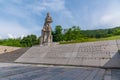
[16,40,120,68]
[0,63,119,80]
[0,40,120,80]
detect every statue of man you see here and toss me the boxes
[41,12,53,45]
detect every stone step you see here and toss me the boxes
[15,40,120,68]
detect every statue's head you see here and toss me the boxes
[45,12,52,23]
[47,12,50,17]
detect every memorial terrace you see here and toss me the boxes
[15,40,120,68]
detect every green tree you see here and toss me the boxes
[20,34,39,47]
[113,29,120,35]
[53,25,63,42]
[64,26,81,41]
[0,38,22,47]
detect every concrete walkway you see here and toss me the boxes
[0,63,119,80]
[0,63,105,80]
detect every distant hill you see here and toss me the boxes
[81,26,120,38]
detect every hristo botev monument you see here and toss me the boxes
[41,12,53,45]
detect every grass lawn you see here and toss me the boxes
[100,35,120,40]
[60,35,120,44]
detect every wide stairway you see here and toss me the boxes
[15,40,120,68]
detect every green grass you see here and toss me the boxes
[100,35,120,40]
[60,35,120,44]
[0,39,23,47]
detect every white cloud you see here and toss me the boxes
[0,35,2,39]
[1,0,120,32]
[0,20,30,39]
[20,35,25,39]
[0,0,44,38]
[7,34,14,39]
[0,0,73,25]
[42,0,65,12]
[81,0,120,29]
[101,13,120,23]
[40,0,75,28]
[100,1,120,28]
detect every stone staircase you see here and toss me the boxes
[15,40,120,68]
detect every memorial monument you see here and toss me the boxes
[40,12,53,45]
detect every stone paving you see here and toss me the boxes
[0,63,105,80]
[0,63,119,80]
[111,69,120,80]
[1,40,120,80]
[16,40,120,68]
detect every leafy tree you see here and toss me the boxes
[113,29,120,35]
[20,34,39,47]
[53,25,63,42]
[0,38,22,47]
[64,28,72,41]
[64,26,81,41]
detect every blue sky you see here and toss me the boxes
[0,0,120,39]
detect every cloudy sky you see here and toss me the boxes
[0,0,120,39]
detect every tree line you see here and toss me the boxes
[81,27,120,38]
[52,25,120,42]
[0,25,120,47]
[0,34,40,47]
